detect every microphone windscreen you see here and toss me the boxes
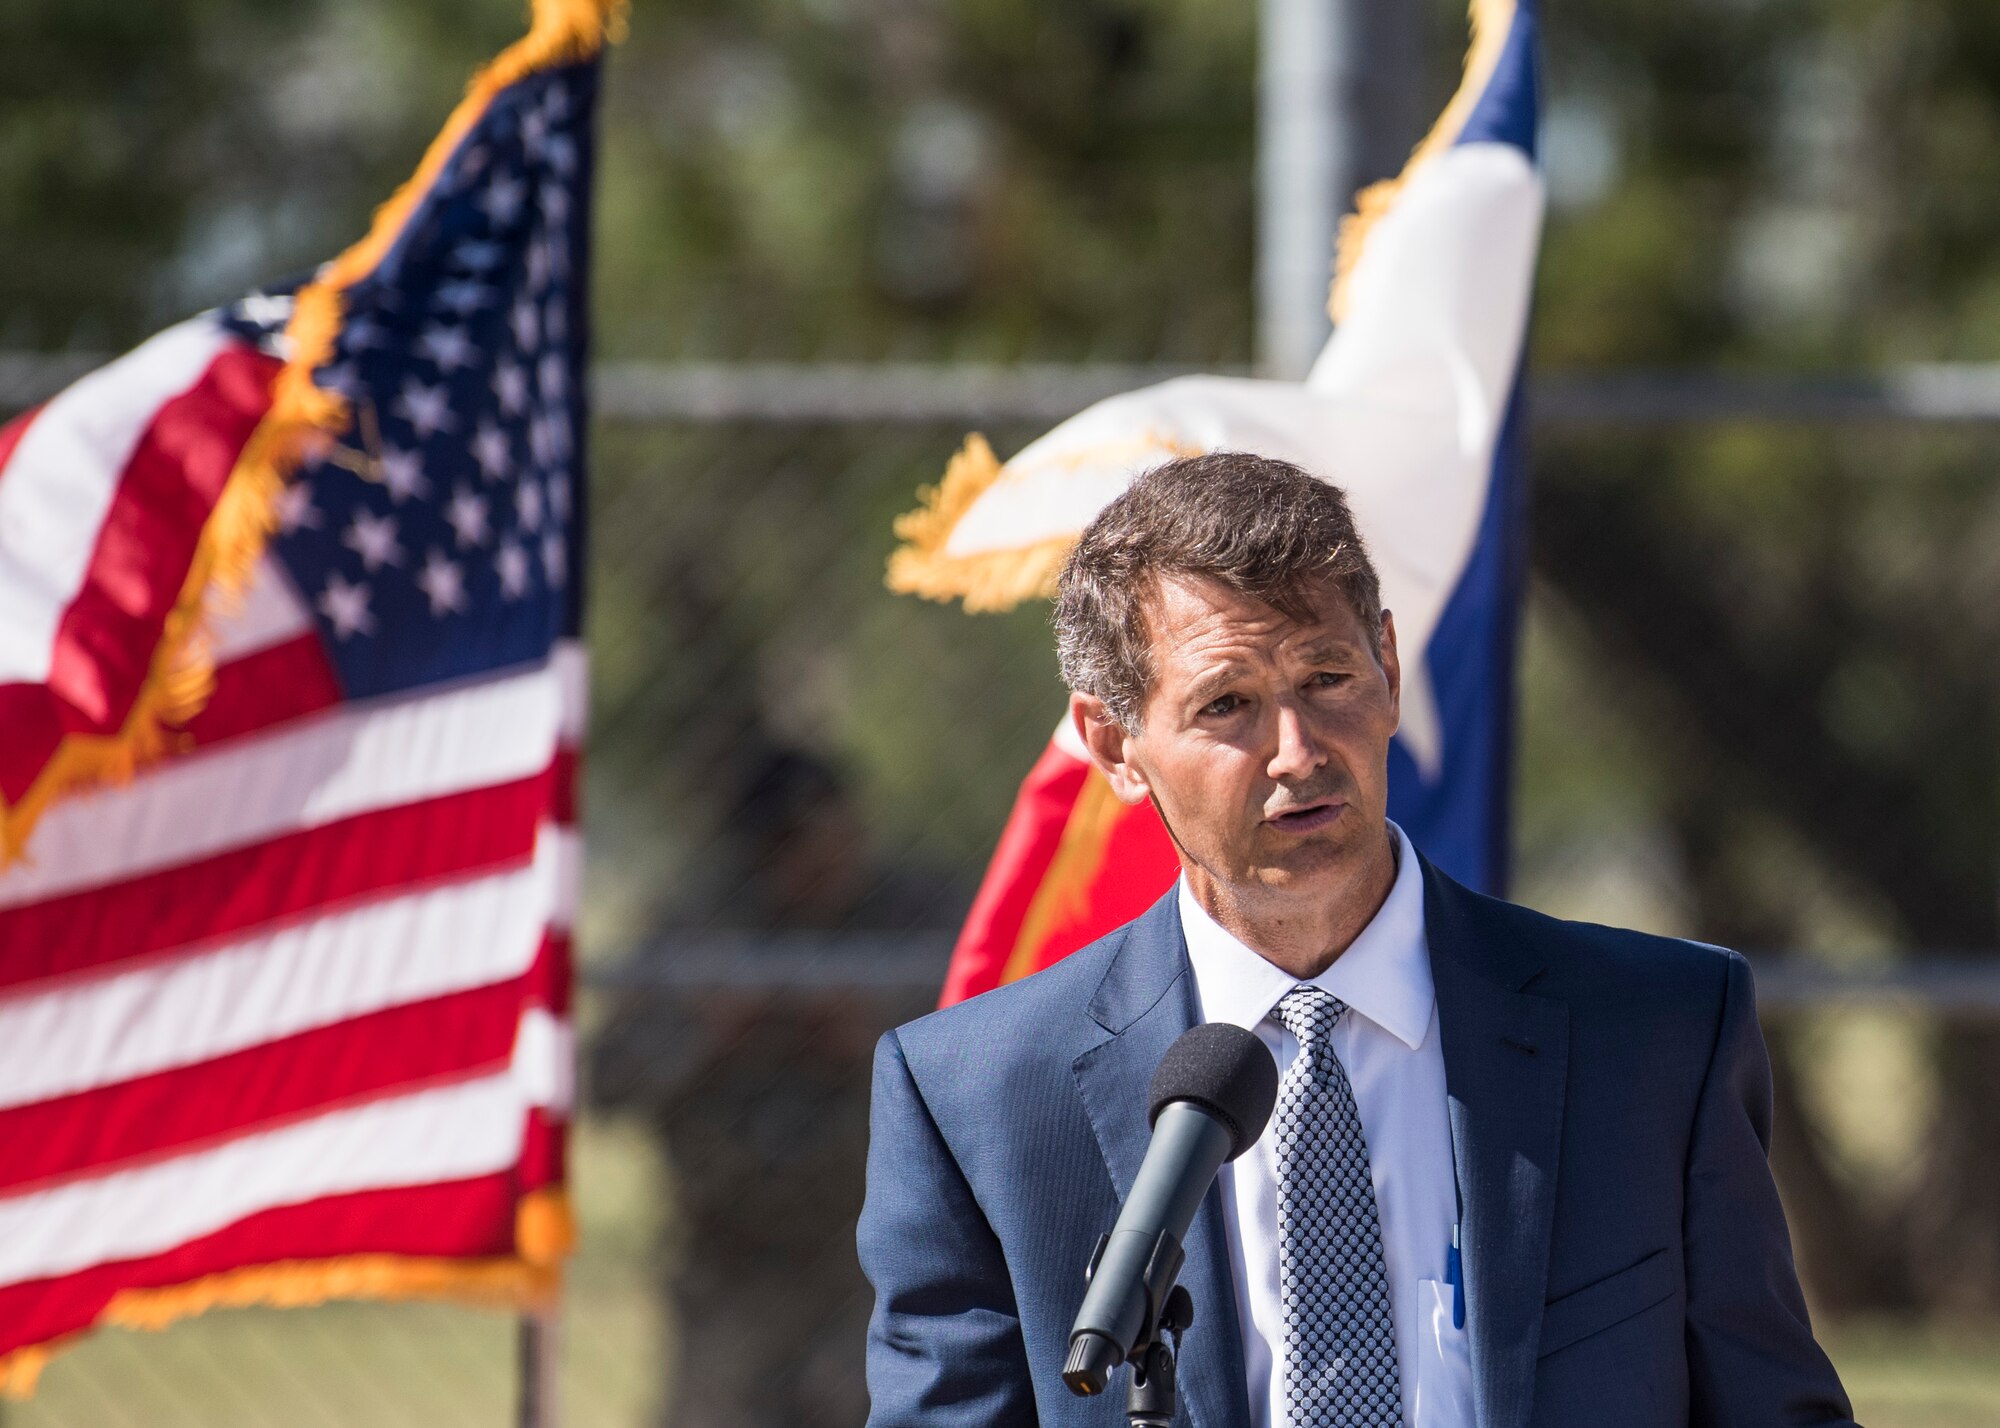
[1146,1023,1279,1160]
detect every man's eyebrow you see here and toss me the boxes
[1184,665,1245,704]
[1298,638,1364,664]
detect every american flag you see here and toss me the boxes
[0,12,604,1392]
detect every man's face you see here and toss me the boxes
[1074,572,1401,907]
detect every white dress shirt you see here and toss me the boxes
[1180,822,1474,1428]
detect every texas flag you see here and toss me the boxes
[889,0,1544,1005]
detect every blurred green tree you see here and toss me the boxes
[6,0,2000,1323]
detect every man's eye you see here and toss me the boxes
[1201,694,1242,717]
[1309,671,1349,688]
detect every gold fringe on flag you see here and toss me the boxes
[885,429,1203,614]
[0,0,626,865]
[0,1189,574,1399]
[884,434,1080,613]
[1330,0,1517,322]
[882,0,1518,618]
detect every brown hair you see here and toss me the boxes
[1053,451,1383,730]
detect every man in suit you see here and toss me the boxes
[858,452,1858,1426]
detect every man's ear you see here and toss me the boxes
[1378,609,1403,726]
[1069,692,1154,807]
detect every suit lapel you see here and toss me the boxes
[1072,891,1252,1428]
[1424,862,1569,1428]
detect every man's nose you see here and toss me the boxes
[1267,701,1328,781]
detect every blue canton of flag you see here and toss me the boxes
[268,61,597,699]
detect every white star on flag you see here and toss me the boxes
[341,509,404,571]
[516,480,545,533]
[536,352,567,402]
[494,361,530,417]
[547,471,572,522]
[376,447,432,504]
[528,416,558,469]
[446,486,492,548]
[393,378,455,439]
[539,185,570,227]
[545,408,573,460]
[511,299,541,353]
[416,325,478,372]
[495,540,533,599]
[526,241,552,294]
[436,279,493,315]
[343,315,387,350]
[541,531,567,588]
[274,483,322,533]
[472,421,512,481]
[453,240,506,272]
[416,550,471,616]
[481,175,527,228]
[520,108,550,158]
[316,571,375,640]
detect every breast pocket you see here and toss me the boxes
[1538,1249,1678,1359]
[1413,1279,1474,1420]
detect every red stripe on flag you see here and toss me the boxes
[518,1108,566,1195]
[0,345,280,803]
[0,1175,522,1361]
[0,694,62,811]
[938,736,1181,1007]
[551,746,580,826]
[528,917,572,1017]
[0,764,563,993]
[1018,792,1179,975]
[0,934,563,1195]
[938,739,1092,1005]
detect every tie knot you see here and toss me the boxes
[1273,984,1347,1049]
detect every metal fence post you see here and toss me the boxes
[518,1308,560,1428]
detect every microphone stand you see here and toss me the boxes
[1124,1284,1194,1428]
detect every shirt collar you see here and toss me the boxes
[1179,821,1434,1051]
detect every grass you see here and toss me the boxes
[1825,1318,2000,1428]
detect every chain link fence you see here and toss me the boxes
[5,373,2000,1426]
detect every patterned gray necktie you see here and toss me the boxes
[1271,985,1401,1427]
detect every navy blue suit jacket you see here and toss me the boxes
[858,857,1858,1427]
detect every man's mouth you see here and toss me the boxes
[1265,800,1343,833]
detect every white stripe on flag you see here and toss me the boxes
[206,557,314,662]
[0,828,562,1109]
[0,318,235,683]
[550,821,581,931]
[0,1008,568,1288]
[0,657,566,909]
[511,1003,575,1115]
[553,639,587,745]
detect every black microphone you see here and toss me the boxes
[1062,1023,1279,1397]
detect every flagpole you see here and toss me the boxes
[517,1308,561,1428]
[1256,0,1424,378]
